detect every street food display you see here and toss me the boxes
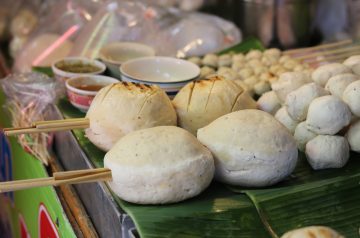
[1,1,360,237]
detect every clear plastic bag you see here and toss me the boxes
[12,0,105,73]
[70,0,241,59]
[1,73,62,165]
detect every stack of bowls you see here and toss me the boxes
[120,56,200,97]
[99,42,156,78]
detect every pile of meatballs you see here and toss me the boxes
[187,49,311,96]
[257,55,360,170]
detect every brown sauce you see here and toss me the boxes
[56,61,101,73]
[76,84,104,91]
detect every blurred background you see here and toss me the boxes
[0,0,359,72]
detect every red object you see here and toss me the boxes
[19,215,30,238]
[38,204,59,238]
[67,90,94,108]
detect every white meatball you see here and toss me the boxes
[271,71,311,103]
[263,48,281,59]
[343,80,360,116]
[275,106,299,134]
[217,67,238,81]
[218,54,232,67]
[279,55,291,64]
[325,73,358,98]
[243,76,259,87]
[311,63,351,86]
[238,67,253,79]
[346,120,360,152]
[305,135,349,170]
[200,66,215,78]
[253,66,267,76]
[247,59,262,68]
[188,57,202,66]
[257,91,281,115]
[259,72,271,82]
[261,55,278,66]
[282,59,298,70]
[294,122,317,152]
[232,53,245,62]
[269,64,283,75]
[285,83,329,121]
[293,64,304,72]
[343,55,360,67]
[254,81,271,95]
[231,60,245,72]
[245,49,262,60]
[202,54,218,68]
[306,95,352,135]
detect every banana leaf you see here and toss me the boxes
[229,153,360,238]
[218,37,265,55]
[57,98,270,237]
[56,36,360,237]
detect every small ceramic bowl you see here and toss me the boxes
[99,42,155,78]
[120,56,200,97]
[65,75,118,112]
[52,57,106,82]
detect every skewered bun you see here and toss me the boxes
[346,120,360,152]
[86,83,177,151]
[311,63,351,87]
[104,126,214,204]
[342,80,360,116]
[197,110,298,187]
[285,82,328,121]
[325,73,358,98]
[305,135,349,170]
[271,72,310,103]
[173,76,256,135]
[281,226,344,238]
[294,121,317,152]
[306,95,351,135]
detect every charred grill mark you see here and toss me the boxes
[137,89,158,116]
[204,79,216,112]
[186,82,196,112]
[100,83,117,104]
[230,90,244,112]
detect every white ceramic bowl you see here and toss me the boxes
[52,57,106,82]
[99,42,156,78]
[65,75,118,112]
[120,56,200,96]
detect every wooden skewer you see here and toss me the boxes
[0,168,112,193]
[3,118,90,136]
[306,50,360,64]
[296,44,360,61]
[284,39,353,54]
[33,118,88,127]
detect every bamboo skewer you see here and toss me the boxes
[0,168,112,193]
[295,44,360,61]
[306,50,360,64]
[3,118,89,136]
[284,39,353,54]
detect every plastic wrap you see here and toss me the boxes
[1,73,62,165]
[70,0,241,59]
[12,0,105,73]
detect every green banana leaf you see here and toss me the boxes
[218,37,265,55]
[56,37,360,237]
[58,98,270,237]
